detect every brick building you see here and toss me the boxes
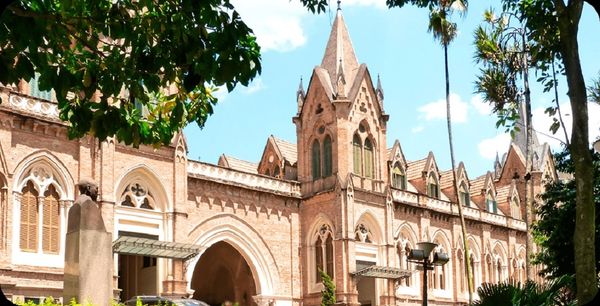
[0,8,554,306]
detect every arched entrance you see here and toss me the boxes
[191,241,257,306]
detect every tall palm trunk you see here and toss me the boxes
[443,40,473,303]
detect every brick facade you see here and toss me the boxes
[0,8,552,306]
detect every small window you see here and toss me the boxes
[273,166,280,178]
[391,162,406,189]
[323,136,332,177]
[364,138,374,178]
[459,182,470,206]
[311,139,321,180]
[352,134,362,175]
[486,191,497,213]
[427,172,439,198]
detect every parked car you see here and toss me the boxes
[124,296,210,306]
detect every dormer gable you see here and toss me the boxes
[469,171,497,212]
[406,151,441,198]
[388,139,408,190]
[440,162,471,205]
[258,135,298,180]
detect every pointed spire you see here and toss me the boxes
[513,101,540,155]
[321,7,359,98]
[296,76,305,113]
[376,74,384,99]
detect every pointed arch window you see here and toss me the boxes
[312,139,321,179]
[391,162,406,190]
[42,185,60,254]
[20,181,39,252]
[458,182,470,206]
[364,138,374,178]
[486,190,497,213]
[314,225,334,283]
[323,136,332,177]
[353,134,362,175]
[427,172,439,198]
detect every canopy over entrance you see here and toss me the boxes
[113,236,204,260]
[352,265,411,280]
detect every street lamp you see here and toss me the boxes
[407,242,450,306]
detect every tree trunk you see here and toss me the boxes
[522,35,535,281]
[444,42,473,303]
[556,0,597,303]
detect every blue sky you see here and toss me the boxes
[184,0,600,177]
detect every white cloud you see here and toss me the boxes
[232,0,307,52]
[470,94,492,115]
[532,101,600,149]
[244,78,266,94]
[418,93,469,123]
[411,126,424,133]
[478,133,511,160]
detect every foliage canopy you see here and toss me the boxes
[0,0,261,147]
[532,149,600,283]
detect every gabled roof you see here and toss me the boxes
[217,154,258,174]
[321,8,359,98]
[388,139,408,168]
[272,136,298,165]
[406,157,427,181]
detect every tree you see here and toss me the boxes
[484,0,597,302]
[532,149,600,285]
[0,0,261,147]
[473,8,539,281]
[319,269,336,306]
[426,0,475,303]
[381,0,474,302]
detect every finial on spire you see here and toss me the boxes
[337,0,341,11]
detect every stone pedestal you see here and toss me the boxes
[63,194,112,305]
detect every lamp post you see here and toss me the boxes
[407,241,450,306]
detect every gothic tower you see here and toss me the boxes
[295,7,394,306]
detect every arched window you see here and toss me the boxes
[470,254,477,289]
[353,134,362,175]
[20,181,39,252]
[459,182,470,206]
[42,185,60,254]
[427,172,439,198]
[511,196,520,219]
[364,138,374,178]
[314,225,334,283]
[486,255,493,283]
[486,190,497,213]
[323,135,332,177]
[312,139,321,179]
[315,235,323,282]
[496,258,503,283]
[391,162,406,190]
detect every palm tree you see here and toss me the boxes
[471,276,575,306]
[427,0,473,302]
